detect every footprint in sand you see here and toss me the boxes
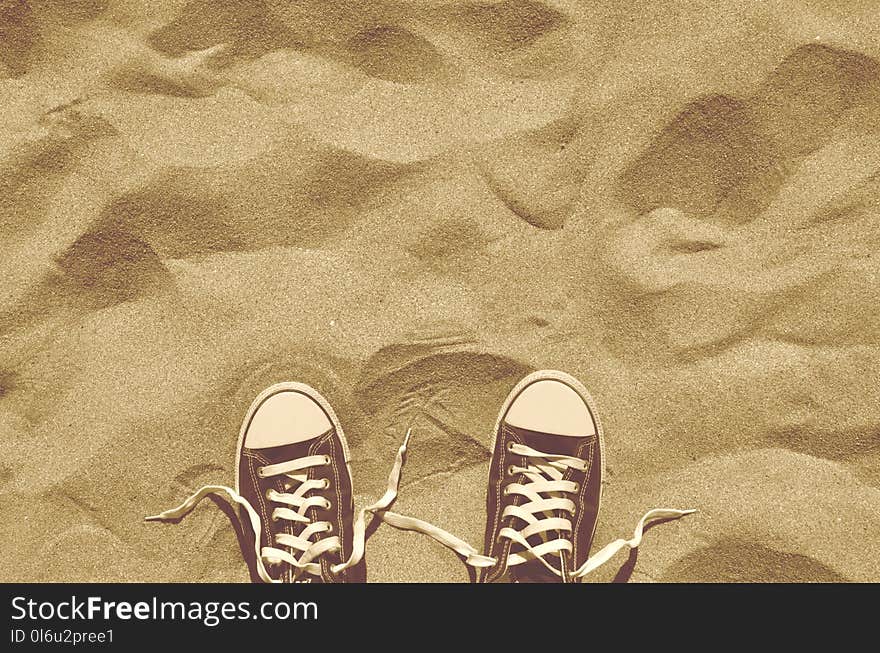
[352,332,532,485]
[618,44,880,228]
[593,45,880,367]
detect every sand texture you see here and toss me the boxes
[2,1,879,582]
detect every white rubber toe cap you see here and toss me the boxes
[244,390,333,449]
[504,379,596,437]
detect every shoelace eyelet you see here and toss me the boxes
[265,489,273,501]
[572,482,580,493]
[326,523,334,534]
[323,455,331,465]
[323,499,332,510]
[506,442,515,452]
[320,478,330,489]
[507,465,516,477]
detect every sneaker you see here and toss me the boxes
[381,370,695,582]
[147,381,409,583]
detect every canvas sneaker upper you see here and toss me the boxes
[479,423,602,582]
[379,370,696,582]
[147,382,410,583]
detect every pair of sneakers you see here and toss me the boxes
[148,370,694,583]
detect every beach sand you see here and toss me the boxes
[1,0,879,582]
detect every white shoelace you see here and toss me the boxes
[146,432,412,583]
[380,441,696,581]
[148,432,695,581]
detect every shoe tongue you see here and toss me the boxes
[245,429,331,465]
[505,423,590,457]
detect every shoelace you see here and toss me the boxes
[146,432,412,583]
[380,440,696,580]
